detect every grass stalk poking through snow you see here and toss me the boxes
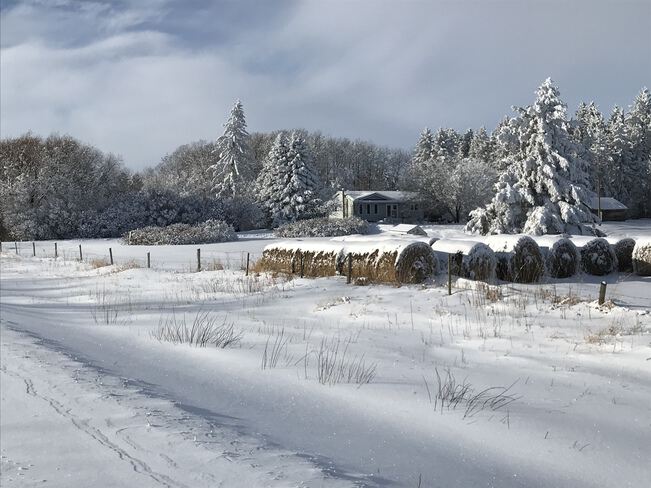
[152,311,242,348]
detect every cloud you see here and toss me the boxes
[1,0,649,170]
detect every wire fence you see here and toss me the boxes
[1,240,265,274]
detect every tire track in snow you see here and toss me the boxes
[1,350,189,488]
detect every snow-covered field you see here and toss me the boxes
[1,221,650,487]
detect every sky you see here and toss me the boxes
[1,0,650,170]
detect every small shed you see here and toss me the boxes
[388,224,427,237]
[588,197,627,221]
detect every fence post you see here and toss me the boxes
[447,254,452,296]
[78,244,83,261]
[109,248,113,265]
[196,248,201,272]
[32,242,36,257]
[347,254,352,284]
[300,253,305,278]
[54,242,58,258]
[147,252,151,269]
[15,242,18,254]
[245,252,250,276]
[598,281,607,305]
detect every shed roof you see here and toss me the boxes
[588,197,627,211]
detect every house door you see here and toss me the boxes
[391,204,398,218]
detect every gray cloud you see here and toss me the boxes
[1,0,649,170]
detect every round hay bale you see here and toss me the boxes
[544,238,579,278]
[395,241,439,283]
[431,239,495,281]
[337,241,438,284]
[632,238,651,276]
[580,238,618,276]
[485,235,544,283]
[609,238,635,272]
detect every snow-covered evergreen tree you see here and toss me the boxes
[625,88,651,217]
[256,131,322,226]
[210,100,253,198]
[468,126,493,163]
[284,131,322,222]
[466,78,598,236]
[571,101,608,193]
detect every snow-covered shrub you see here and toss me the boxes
[610,238,636,272]
[486,235,544,283]
[580,238,618,276]
[125,220,237,245]
[431,240,495,281]
[632,238,651,276]
[274,217,369,238]
[537,237,580,278]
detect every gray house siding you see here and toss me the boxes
[332,191,424,224]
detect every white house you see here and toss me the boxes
[330,190,424,223]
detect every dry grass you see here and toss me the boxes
[151,311,242,348]
[632,241,651,276]
[89,258,111,268]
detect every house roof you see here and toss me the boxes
[588,197,627,211]
[342,190,418,201]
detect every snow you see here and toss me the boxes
[2,219,651,487]
[431,239,488,255]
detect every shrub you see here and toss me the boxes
[611,238,636,272]
[274,217,368,238]
[125,219,237,245]
[545,238,580,278]
[580,238,618,276]
[486,235,544,283]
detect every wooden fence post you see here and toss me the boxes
[147,252,151,269]
[78,244,83,261]
[598,281,607,305]
[347,254,352,284]
[196,248,201,272]
[14,242,18,254]
[245,252,250,276]
[54,242,58,258]
[300,253,304,278]
[109,248,113,265]
[447,254,452,296]
[32,242,36,257]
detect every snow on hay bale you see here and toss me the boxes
[431,239,495,281]
[606,237,636,272]
[579,238,618,276]
[331,234,438,246]
[336,240,438,284]
[388,224,428,237]
[484,235,544,283]
[533,236,580,278]
[259,241,343,277]
[632,238,651,276]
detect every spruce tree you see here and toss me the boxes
[210,100,253,198]
[256,132,291,226]
[284,131,322,222]
[466,78,598,236]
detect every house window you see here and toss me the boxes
[374,204,378,214]
[358,204,363,214]
[366,204,370,214]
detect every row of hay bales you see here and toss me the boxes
[258,234,651,285]
[433,234,651,283]
[258,240,438,284]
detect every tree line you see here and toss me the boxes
[1,81,649,240]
